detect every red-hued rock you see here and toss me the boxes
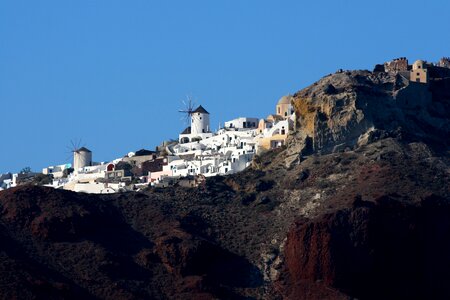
[281,195,450,300]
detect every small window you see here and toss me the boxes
[417,72,420,76]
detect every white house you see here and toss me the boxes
[42,163,72,179]
[224,117,259,130]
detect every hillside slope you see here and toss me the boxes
[0,70,449,299]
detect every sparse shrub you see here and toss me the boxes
[316,179,331,189]
[255,180,275,192]
[257,196,270,205]
[19,167,32,174]
[62,168,74,178]
[298,170,310,182]
[255,197,279,213]
[31,174,53,186]
[312,159,320,165]
[333,156,342,164]
[241,193,256,206]
[340,155,356,166]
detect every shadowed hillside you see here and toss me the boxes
[0,69,449,299]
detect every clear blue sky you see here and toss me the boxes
[1,0,449,173]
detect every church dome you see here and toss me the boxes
[278,95,293,105]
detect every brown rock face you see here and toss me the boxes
[282,195,450,300]
[0,186,263,299]
[289,71,450,162]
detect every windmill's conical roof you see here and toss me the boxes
[192,105,209,114]
[76,147,91,153]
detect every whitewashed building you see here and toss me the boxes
[148,105,261,185]
[42,163,72,179]
[224,117,259,130]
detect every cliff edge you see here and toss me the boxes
[284,70,449,166]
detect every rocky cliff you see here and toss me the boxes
[0,69,449,299]
[285,70,449,166]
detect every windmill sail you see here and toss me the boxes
[178,95,196,125]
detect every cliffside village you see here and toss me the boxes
[1,96,295,193]
[1,57,449,194]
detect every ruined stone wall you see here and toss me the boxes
[384,58,409,73]
[438,57,450,68]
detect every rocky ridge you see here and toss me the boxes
[285,70,449,166]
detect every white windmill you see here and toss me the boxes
[67,139,92,173]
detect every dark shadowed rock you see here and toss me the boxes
[281,195,450,300]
